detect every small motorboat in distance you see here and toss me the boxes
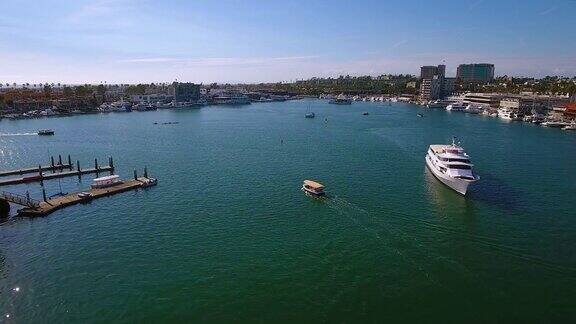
[305,112,315,118]
[37,129,55,136]
[302,180,325,197]
[417,113,424,118]
[362,112,369,115]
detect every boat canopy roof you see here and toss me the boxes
[93,175,119,182]
[303,180,324,189]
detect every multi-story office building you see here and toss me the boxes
[173,82,201,102]
[456,63,495,83]
[419,65,450,101]
[420,65,445,79]
[419,76,442,101]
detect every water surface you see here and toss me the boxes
[1,100,575,322]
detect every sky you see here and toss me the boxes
[0,0,575,84]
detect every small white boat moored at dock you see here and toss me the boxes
[141,177,158,187]
[329,94,352,105]
[302,180,325,197]
[542,120,570,128]
[562,123,576,131]
[425,138,479,195]
[91,175,123,189]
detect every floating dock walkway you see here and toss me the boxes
[17,177,154,217]
[0,156,114,187]
[0,155,73,177]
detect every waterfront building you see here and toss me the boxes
[398,94,416,102]
[564,102,576,120]
[130,94,174,104]
[420,76,442,101]
[461,93,504,108]
[456,63,495,83]
[443,77,456,97]
[174,82,201,102]
[420,65,445,79]
[419,64,450,101]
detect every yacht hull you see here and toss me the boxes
[425,155,471,195]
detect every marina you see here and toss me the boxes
[0,100,575,322]
[0,155,72,177]
[17,177,155,217]
[0,157,114,186]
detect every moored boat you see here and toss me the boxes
[91,175,123,189]
[446,103,466,111]
[562,122,576,131]
[329,94,352,105]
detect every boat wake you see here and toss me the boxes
[325,195,576,281]
[326,196,382,240]
[325,195,443,284]
[0,133,37,136]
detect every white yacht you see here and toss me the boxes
[329,94,352,105]
[562,122,576,131]
[446,103,466,112]
[425,138,479,195]
[498,108,520,121]
[464,105,482,114]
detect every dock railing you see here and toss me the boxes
[0,191,41,208]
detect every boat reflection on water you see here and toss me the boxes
[423,167,476,219]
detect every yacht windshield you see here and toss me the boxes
[448,165,471,170]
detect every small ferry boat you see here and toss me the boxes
[329,94,352,105]
[37,129,55,136]
[425,138,479,195]
[91,175,123,189]
[305,112,315,118]
[301,180,325,197]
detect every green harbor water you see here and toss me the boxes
[0,100,575,322]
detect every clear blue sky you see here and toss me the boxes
[0,0,574,84]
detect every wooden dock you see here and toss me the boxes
[0,166,113,186]
[17,177,154,217]
[0,156,114,187]
[0,155,73,177]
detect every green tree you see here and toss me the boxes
[43,84,52,98]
